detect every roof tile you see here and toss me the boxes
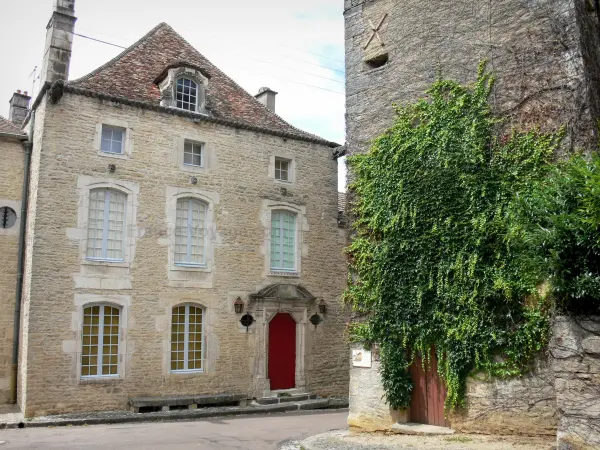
[0,116,26,137]
[70,23,333,145]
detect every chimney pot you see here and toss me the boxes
[255,87,278,113]
[9,91,31,126]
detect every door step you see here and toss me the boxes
[255,393,317,405]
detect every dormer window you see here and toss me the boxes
[176,78,198,111]
[157,65,210,114]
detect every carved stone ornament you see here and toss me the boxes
[249,284,316,302]
[158,66,209,113]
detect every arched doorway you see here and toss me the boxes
[268,313,296,390]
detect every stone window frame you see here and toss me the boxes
[164,186,219,287]
[74,176,139,270]
[93,118,133,160]
[0,199,21,237]
[169,302,207,374]
[70,294,131,383]
[175,135,215,175]
[261,200,307,278]
[158,67,208,115]
[268,152,296,186]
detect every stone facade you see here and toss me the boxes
[551,316,600,449]
[0,135,25,404]
[344,0,600,159]
[15,90,348,417]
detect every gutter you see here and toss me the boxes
[9,112,35,405]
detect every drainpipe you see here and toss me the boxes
[9,113,34,405]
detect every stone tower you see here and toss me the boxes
[344,0,600,157]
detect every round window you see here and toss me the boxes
[0,207,17,229]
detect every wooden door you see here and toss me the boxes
[409,349,448,426]
[268,313,296,390]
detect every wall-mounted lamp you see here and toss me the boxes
[318,299,327,314]
[234,297,244,314]
[309,313,322,328]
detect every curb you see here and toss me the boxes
[0,400,349,429]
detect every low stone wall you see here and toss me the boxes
[450,357,557,436]
[551,316,600,449]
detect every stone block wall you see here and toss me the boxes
[344,0,600,160]
[450,357,557,436]
[18,92,349,416]
[551,315,600,449]
[0,136,24,404]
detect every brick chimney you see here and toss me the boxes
[8,90,31,126]
[255,87,277,113]
[40,0,77,87]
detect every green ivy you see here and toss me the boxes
[345,63,561,409]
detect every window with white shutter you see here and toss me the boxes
[175,198,207,266]
[86,189,126,261]
[270,210,296,272]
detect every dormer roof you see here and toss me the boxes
[69,23,337,147]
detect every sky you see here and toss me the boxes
[0,0,347,191]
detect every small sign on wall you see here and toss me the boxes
[352,348,372,368]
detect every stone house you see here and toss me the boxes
[344,0,600,445]
[0,0,349,417]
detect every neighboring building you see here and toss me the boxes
[0,0,349,417]
[344,0,600,437]
[0,114,28,404]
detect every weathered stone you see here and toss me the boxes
[582,337,600,354]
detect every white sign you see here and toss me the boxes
[352,349,372,368]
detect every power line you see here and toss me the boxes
[74,33,127,49]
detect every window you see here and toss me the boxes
[87,189,126,261]
[171,304,204,372]
[81,305,120,377]
[275,158,290,182]
[176,78,198,111]
[183,141,203,167]
[175,198,206,266]
[101,125,125,154]
[270,211,296,272]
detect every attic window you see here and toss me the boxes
[365,52,389,70]
[176,78,198,111]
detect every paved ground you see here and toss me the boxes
[297,430,555,450]
[0,410,348,450]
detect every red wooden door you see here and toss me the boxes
[268,313,296,390]
[409,349,448,426]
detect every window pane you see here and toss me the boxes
[101,125,124,154]
[87,189,126,260]
[275,159,290,181]
[82,305,120,378]
[171,305,203,371]
[175,198,206,264]
[176,78,198,111]
[270,211,295,271]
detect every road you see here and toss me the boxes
[0,410,348,450]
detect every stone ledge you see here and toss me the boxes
[129,393,245,408]
[391,422,455,436]
[0,399,349,429]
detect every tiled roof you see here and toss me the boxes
[0,116,26,137]
[69,23,336,146]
